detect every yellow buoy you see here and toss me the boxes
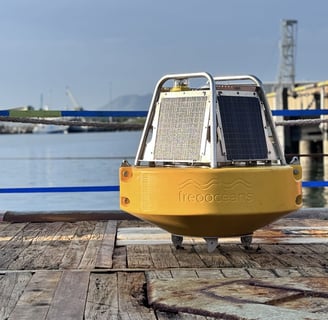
[119,72,302,252]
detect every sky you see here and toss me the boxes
[0,0,327,109]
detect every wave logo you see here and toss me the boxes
[178,179,253,203]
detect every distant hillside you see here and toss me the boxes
[101,83,278,111]
[102,94,152,111]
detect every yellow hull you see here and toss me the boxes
[120,165,302,237]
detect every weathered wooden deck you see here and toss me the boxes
[0,212,328,319]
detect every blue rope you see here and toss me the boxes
[302,181,328,188]
[1,109,328,118]
[61,110,148,117]
[0,110,148,118]
[0,182,325,193]
[0,185,119,193]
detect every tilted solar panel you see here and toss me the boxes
[218,95,268,161]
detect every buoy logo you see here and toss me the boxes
[178,179,253,203]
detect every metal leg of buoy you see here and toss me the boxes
[171,234,184,249]
[204,237,218,253]
[240,234,253,250]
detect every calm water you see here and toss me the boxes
[0,131,141,211]
[0,131,324,211]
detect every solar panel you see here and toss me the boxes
[218,95,268,161]
[153,96,207,161]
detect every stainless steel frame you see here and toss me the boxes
[134,72,286,168]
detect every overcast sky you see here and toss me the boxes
[0,0,327,109]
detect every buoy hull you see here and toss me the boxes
[120,165,302,237]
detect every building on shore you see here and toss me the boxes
[266,81,328,185]
[266,81,328,156]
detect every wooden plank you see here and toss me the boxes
[8,271,61,320]
[195,269,225,279]
[246,268,276,278]
[297,267,328,277]
[95,221,117,269]
[242,245,287,268]
[0,272,32,319]
[0,221,11,232]
[170,269,198,279]
[146,270,173,280]
[117,272,156,320]
[218,244,261,268]
[116,226,200,246]
[149,245,179,269]
[0,223,43,269]
[29,222,80,269]
[127,245,154,269]
[193,244,233,268]
[78,221,107,269]
[3,210,136,223]
[46,271,89,320]
[265,243,322,255]
[0,223,28,249]
[172,245,206,268]
[85,272,119,319]
[289,244,328,267]
[273,268,302,278]
[220,268,251,278]
[303,243,328,254]
[118,220,150,228]
[8,222,63,270]
[112,246,127,269]
[0,222,26,235]
[261,244,323,268]
[60,221,97,269]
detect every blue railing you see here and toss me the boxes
[0,109,148,118]
[0,186,119,193]
[272,109,328,116]
[0,108,327,193]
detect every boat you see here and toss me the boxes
[67,117,88,133]
[33,123,69,134]
[32,105,69,134]
[119,72,302,252]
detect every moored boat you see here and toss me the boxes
[32,123,69,134]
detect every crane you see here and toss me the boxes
[65,86,82,110]
[65,87,88,132]
[277,19,298,88]
[275,19,298,150]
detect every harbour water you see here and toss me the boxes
[0,131,141,211]
[0,131,325,211]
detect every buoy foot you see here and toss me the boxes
[171,234,184,249]
[204,237,218,253]
[241,234,253,250]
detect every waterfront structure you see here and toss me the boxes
[267,80,328,155]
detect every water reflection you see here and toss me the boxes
[302,156,328,208]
